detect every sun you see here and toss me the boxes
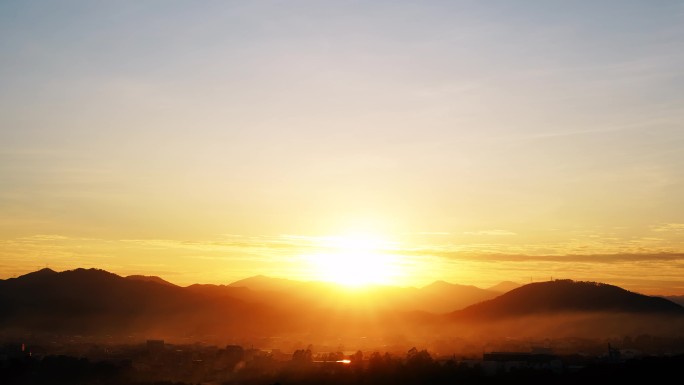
[305,234,401,287]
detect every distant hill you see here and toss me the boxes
[487,281,521,293]
[229,275,302,292]
[228,275,500,313]
[394,281,499,313]
[451,280,684,321]
[664,295,684,307]
[4,269,682,342]
[126,274,178,287]
[0,268,439,340]
[0,268,277,335]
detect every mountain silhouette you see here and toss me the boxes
[229,274,302,292]
[451,279,684,320]
[664,295,684,307]
[396,280,499,313]
[487,280,521,293]
[225,275,502,313]
[125,274,178,287]
[0,268,276,335]
[3,269,683,341]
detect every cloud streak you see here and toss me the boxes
[423,252,684,264]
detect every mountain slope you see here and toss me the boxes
[3,270,684,341]
[227,276,500,313]
[487,281,521,293]
[125,274,178,287]
[451,280,684,320]
[395,281,499,313]
[0,268,276,335]
[664,295,684,307]
[229,275,302,291]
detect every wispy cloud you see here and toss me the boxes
[428,252,684,264]
[463,230,517,236]
[3,228,684,292]
[652,223,684,232]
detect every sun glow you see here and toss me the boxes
[305,234,402,287]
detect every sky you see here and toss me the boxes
[1,1,684,294]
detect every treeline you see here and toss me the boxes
[1,355,130,385]
[260,349,485,385]
[2,350,684,385]
[233,350,684,385]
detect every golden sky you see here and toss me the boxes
[1,1,684,294]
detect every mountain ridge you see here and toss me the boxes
[126,274,178,287]
[451,279,684,321]
[2,269,683,341]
